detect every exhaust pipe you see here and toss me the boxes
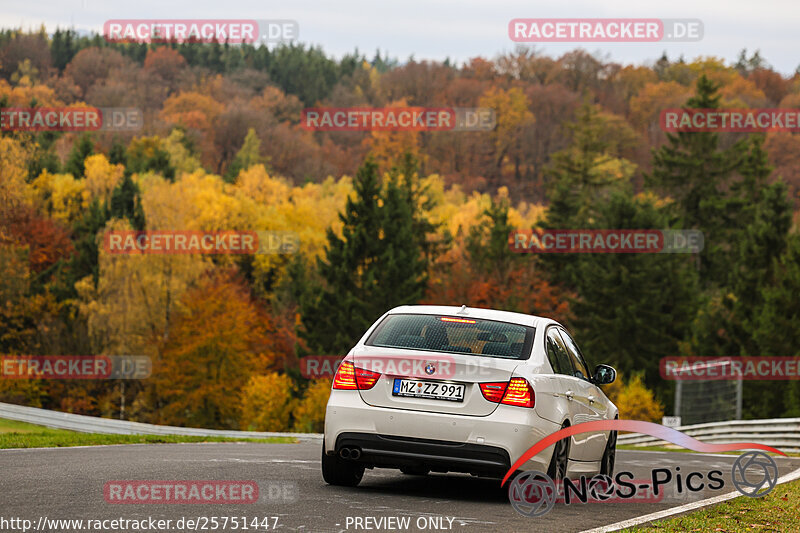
[338,447,362,460]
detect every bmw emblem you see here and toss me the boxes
[425,363,436,375]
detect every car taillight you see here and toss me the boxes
[333,361,357,389]
[354,366,381,390]
[501,378,534,408]
[332,361,381,390]
[480,378,534,408]
[479,382,508,403]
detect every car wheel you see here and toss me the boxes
[600,430,617,477]
[321,440,364,487]
[547,427,570,485]
[400,466,430,476]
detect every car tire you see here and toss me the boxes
[321,440,364,487]
[400,466,430,476]
[600,430,617,477]
[547,425,570,485]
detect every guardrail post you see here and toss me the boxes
[735,376,742,420]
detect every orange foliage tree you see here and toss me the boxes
[143,47,187,90]
[0,204,74,274]
[152,270,282,429]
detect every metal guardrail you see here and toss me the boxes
[617,418,800,453]
[0,402,323,442]
[3,401,797,453]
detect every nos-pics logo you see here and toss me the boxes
[503,420,782,517]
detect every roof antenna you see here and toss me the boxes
[457,304,468,314]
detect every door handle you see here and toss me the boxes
[565,390,574,400]
[588,395,596,404]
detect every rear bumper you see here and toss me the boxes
[324,389,557,476]
[334,432,510,476]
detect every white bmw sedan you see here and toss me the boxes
[322,305,618,487]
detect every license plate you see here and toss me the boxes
[392,378,465,402]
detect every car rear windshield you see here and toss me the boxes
[365,314,535,359]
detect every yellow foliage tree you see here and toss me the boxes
[31,170,87,224]
[232,166,354,282]
[76,217,208,358]
[240,373,296,431]
[429,182,544,242]
[602,374,664,422]
[83,154,124,204]
[292,379,332,432]
[0,137,32,212]
[164,129,202,177]
[478,87,534,171]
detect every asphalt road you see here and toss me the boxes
[1,442,798,533]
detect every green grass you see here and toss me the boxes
[0,418,297,449]
[624,478,800,532]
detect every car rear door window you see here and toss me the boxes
[558,328,591,380]
[546,328,572,375]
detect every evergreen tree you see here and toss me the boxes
[300,158,429,354]
[390,153,441,263]
[569,191,700,398]
[686,137,793,419]
[373,175,428,311]
[27,132,61,178]
[65,133,95,178]
[126,137,176,180]
[267,43,339,105]
[51,28,77,72]
[753,234,800,417]
[205,40,224,73]
[109,139,127,166]
[52,199,110,300]
[110,174,146,230]
[223,41,245,72]
[544,101,618,228]
[541,101,628,288]
[466,196,518,280]
[726,138,792,352]
[647,75,747,286]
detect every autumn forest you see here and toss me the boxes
[1,28,800,431]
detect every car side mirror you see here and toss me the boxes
[593,364,616,385]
